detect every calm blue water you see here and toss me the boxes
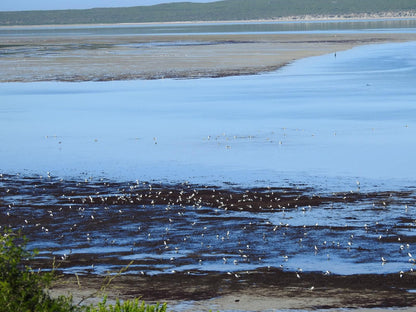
[1,41,416,190]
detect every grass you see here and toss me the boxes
[0,0,415,25]
[0,228,167,312]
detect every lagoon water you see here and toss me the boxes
[1,41,416,188]
[1,37,416,276]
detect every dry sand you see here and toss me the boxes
[1,32,416,82]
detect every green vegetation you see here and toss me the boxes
[0,0,415,26]
[0,228,167,312]
[0,228,75,312]
[84,298,167,312]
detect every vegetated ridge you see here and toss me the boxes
[0,0,415,26]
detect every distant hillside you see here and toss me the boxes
[0,0,415,26]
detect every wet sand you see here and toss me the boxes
[1,32,416,82]
[51,269,416,310]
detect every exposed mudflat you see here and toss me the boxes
[1,174,416,309]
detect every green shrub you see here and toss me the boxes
[0,228,168,312]
[0,228,78,311]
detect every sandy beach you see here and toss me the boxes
[1,31,416,82]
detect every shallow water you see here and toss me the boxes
[1,40,416,276]
[1,41,416,187]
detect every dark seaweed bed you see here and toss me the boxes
[2,173,416,276]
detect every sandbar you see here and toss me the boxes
[1,31,416,82]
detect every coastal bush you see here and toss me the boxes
[0,228,76,311]
[0,228,167,312]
